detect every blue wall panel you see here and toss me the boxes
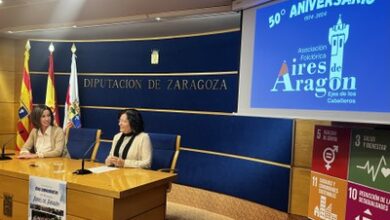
[31,73,238,113]
[30,32,240,113]
[176,151,290,211]
[145,112,293,164]
[30,32,241,73]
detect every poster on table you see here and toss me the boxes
[312,125,351,179]
[29,176,66,220]
[308,171,347,220]
[349,128,390,192]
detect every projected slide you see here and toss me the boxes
[251,0,390,112]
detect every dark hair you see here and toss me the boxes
[31,104,54,129]
[118,109,144,134]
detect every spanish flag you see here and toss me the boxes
[16,41,33,151]
[45,43,60,126]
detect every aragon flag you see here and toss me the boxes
[16,41,33,151]
[63,43,81,129]
[45,43,60,126]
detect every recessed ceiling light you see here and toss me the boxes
[0,0,3,4]
[7,31,13,34]
[155,17,161,21]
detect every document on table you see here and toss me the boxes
[89,166,119,174]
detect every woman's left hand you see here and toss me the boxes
[114,158,124,167]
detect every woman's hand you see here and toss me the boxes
[17,153,38,159]
[105,156,116,166]
[105,156,124,167]
[114,158,124,168]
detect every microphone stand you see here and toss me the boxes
[73,141,96,175]
[1,135,16,160]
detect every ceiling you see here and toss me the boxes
[0,0,243,40]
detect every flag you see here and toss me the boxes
[16,41,33,151]
[63,43,81,129]
[45,43,60,126]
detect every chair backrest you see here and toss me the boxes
[148,133,181,172]
[94,141,112,163]
[65,127,101,160]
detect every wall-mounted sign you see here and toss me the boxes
[312,126,351,179]
[349,129,390,192]
[308,171,347,220]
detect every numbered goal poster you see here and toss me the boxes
[308,171,347,220]
[349,129,390,192]
[312,126,351,179]
[346,182,389,220]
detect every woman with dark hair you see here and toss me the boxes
[105,109,152,168]
[18,104,65,159]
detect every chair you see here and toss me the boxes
[65,127,102,161]
[94,141,112,163]
[149,133,181,173]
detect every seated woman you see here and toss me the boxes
[105,109,152,168]
[18,105,65,159]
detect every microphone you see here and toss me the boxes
[1,135,17,160]
[73,141,96,175]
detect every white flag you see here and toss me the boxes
[63,44,81,130]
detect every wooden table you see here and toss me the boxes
[0,157,176,219]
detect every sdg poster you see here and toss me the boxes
[346,182,389,220]
[311,126,351,179]
[349,129,390,192]
[308,171,347,220]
